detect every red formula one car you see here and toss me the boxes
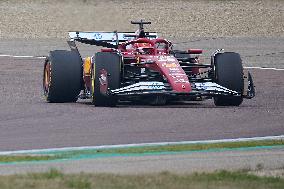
[43,20,255,106]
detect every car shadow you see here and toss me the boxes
[77,99,251,109]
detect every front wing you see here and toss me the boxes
[109,70,255,99]
[109,81,243,98]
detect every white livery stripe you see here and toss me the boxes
[111,82,165,94]
[195,82,239,94]
[244,66,284,71]
[0,54,46,59]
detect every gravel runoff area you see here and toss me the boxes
[0,0,283,39]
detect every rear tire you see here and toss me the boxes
[213,52,244,106]
[43,50,82,102]
[92,52,121,107]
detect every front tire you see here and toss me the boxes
[213,52,244,106]
[43,50,82,102]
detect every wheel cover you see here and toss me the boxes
[43,61,51,96]
[99,69,108,95]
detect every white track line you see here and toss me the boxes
[0,54,46,59]
[0,135,283,155]
[1,54,284,70]
[244,66,284,71]
[1,54,283,70]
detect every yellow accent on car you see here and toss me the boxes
[91,64,95,103]
[84,57,92,76]
[136,57,140,64]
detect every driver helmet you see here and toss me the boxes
[135,43,154,55]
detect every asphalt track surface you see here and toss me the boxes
[0,37,283,151]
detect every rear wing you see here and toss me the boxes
[69,31,158,48]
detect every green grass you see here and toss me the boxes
[84,139,284,154]
[0,169,283,189]
[51,139,284,158]
[1,139,283,164]
[0,155,57,163]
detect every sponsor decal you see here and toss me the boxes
[150,82,164,89]
[174,78,189,83]
[162,63,177,68]
[171,75,183,78]
[196,82,208,90]
[158,56,176,62]
[167,56,176,61]
[141,59,155,64]
[169,70,179,74]
[94,33,103,40]
[169,68,182,75]
[158,56,167,61]
[169,73,186,76]
[111,82,165,94]
[169,68,179,71]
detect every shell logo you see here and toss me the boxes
[162,63,177,68]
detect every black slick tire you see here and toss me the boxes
[43,50,82,102]
[92,52,121,107]
[213,52,244,106]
